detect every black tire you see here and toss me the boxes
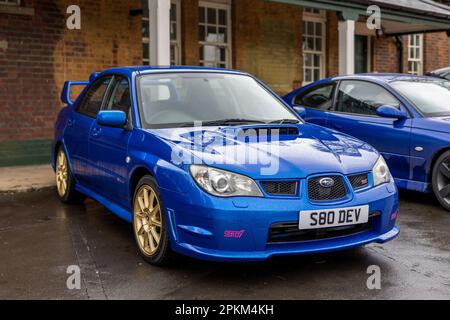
[55,147,86,204]
[132,175,175,266]
[432,150,450,211]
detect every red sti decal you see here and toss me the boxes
[224,230,245,238]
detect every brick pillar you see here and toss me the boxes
[181,0,199,65]
[423,32,450,73]
[326,11,339,77]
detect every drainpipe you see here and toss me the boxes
[394,35,404,73]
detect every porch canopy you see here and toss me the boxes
[269,0,450,74]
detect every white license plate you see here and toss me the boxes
[299,205,369,230]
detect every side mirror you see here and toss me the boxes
[96,111,127,127]
[376,105,408,120]
[293,106,307,118]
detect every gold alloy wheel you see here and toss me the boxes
[56,150,69,197]
[134,185,162,256]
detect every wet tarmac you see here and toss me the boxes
[0,188,449,299]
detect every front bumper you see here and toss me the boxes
[162,180,399,262]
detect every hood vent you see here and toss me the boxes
[237,126,299,137]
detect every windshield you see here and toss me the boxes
[137,72,300,128]
[390,79,450,117]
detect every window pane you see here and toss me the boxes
[207,26,217,42]
[220,47,226,62]
[294,83,335,110]
[199,25,205,41]
[306,38,314,51]
[218,27,227,43]
[337,81,400,115]
[80,77,112,117]
[316,22,322,35]
[307,21,314,35]
[305,69,312,82]
[199,7,205,23]
[314,54,320,68]
[171,22,177,40]
[391,79,450,116]
[170,3,176,21]
[315,37,321,51]
[218,9,226,25]
[107,78,131,115]
[143,43,149,61]
[207,8,217,24]
[142,20,149,38]
[203,45,216,62]
[304,53,312,67]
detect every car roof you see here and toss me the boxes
[330,73,438,83]
[97,65,248,77]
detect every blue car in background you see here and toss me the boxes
[53,67,399,265]
[284,74,450,211]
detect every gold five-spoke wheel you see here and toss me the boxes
[134,185,162,256]
[56,150,68,197]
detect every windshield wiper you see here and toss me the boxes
[268,119,301,124]
[201,119,267,126]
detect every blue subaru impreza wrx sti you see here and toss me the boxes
[53,66,399,265]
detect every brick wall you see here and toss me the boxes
[326,11,339,77]
[372,36,400,73]
[233,0,303,95]
[0,0,141,143]
[180,0,199,65]
[423,32,450,73]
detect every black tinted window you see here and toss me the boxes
[294,83,335,110]
[336,81,400,116]
[78,77,112,117]
[106,77,131,116]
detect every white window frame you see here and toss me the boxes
[142,0,182,65]
[198,1,232,68]
[0,0,20,5]
[408,34,423,76]
[302,9,327,85]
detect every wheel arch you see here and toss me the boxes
[129,166,156,207]
[429,147,450,182]
[53,141,63,168]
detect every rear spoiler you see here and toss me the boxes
[60,72,99,106]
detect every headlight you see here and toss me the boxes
[190,165,263,197]
[372,156,391,187]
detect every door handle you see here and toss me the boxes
[91,127,102,137]
[67,119,75,127]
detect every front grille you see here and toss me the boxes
[260,181,298,196]
[307,175,347,201]
[348,173,369,190]
[268,213,379,244]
